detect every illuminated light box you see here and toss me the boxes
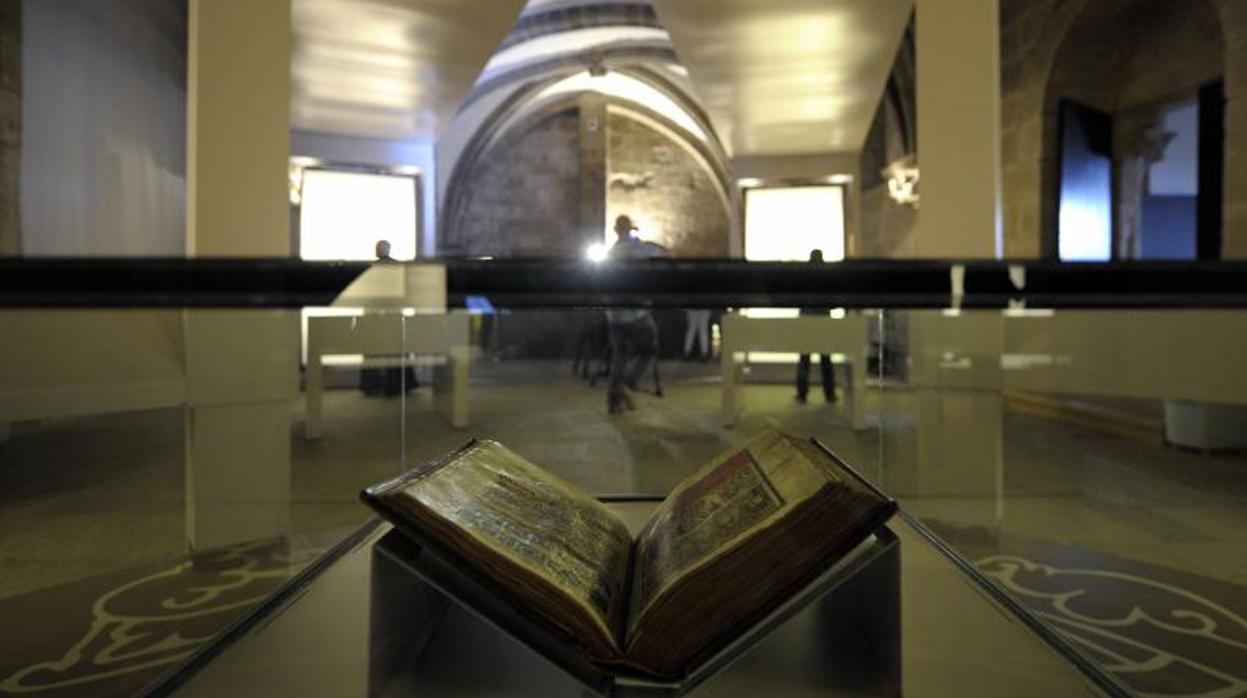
[741,184,847,363]
[300,169,419,261]
[744,186,845,264]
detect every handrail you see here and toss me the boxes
[3,257,1247,309]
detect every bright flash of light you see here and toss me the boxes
[586,243,609,263]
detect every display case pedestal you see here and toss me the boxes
[370,524,900,697]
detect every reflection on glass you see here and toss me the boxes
[882,309,1247,694]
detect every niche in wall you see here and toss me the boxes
[1038,0,1226,261]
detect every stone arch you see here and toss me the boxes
[444,102,582,257]
[605,104,732,256]
[440,64,734,256]
[1001,0,1229,257]
[446,62,728,205]
[1045,0,1223,257]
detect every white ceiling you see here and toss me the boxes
[291,0,913,156]
[291,0,526,140]
[651,0,912,157]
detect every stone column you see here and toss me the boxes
[1114,112,1171,260]
[578,93,608,246]
[184,0,295,553]
[914,0,1003,259]
[0,0,19,256]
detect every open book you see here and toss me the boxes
[361,430,895,680]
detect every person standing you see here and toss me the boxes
[683,309,711,361]
[796,249,836,403]
[605,215,662,414]
[361,239,418,397]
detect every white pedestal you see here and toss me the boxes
[720,314,871,431]
[184,310,298,553]
[304,312,471,440]
[1164,400,1247,450]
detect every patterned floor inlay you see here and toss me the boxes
[0,535,330,697]
[928,522,1247,698]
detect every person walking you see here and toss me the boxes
[605,215,663,414]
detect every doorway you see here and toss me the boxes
[1055,86,1224,262]
[1057,100,1113,262]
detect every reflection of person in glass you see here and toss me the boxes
[683,309,711,361]
[796,249,836,404]
[605,215,662,414]
[360,239,418,397]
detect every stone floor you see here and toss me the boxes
[1,358,1245,695]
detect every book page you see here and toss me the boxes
[380,440,633,652]
[626,431,830,636]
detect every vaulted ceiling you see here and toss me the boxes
[651,0,912,156]
[290,0,913,156]
[291,0,526,139]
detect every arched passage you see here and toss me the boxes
[1000,0,1233,258]
[1040,0,1223,259]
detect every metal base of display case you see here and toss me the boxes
[369,524,900,697]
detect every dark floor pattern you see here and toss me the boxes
[928,521,1247,698]
[0,536,328,697]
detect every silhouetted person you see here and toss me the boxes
[796,249,836,404]
[374,239,394,261]
[361,239,418,397]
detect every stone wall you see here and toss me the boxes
[1000,0,1246,258]
[859,85,917,258]
[859,187,918,258]
[606,111,729,256]
[859,102,918,258]
[858,22,917,259]
[448,109,583,257]
[443,96,733,358]
[0,0,19,255]
[444,100,732,258]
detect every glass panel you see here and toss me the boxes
[402,304,881,498]
[0,304,405,695]
[165,513,1107,698]
[882,307,1247,695]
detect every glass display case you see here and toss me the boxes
[2,259,1244,697]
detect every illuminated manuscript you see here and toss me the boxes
[362,430,895,679]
